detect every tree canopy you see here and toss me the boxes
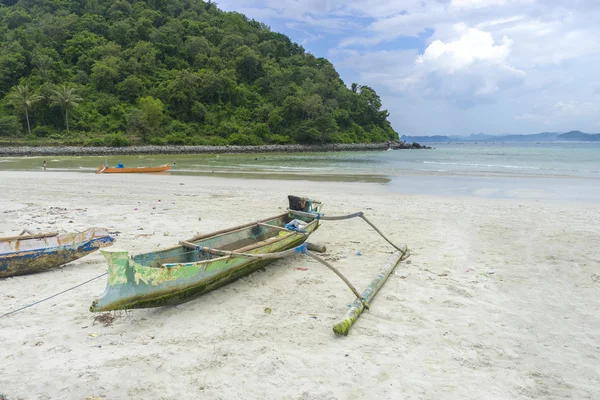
[0,0,398,146]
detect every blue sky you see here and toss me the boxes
[218,0,600,136]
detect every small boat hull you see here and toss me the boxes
[96,164,170,174]
[90,204,321,312]
[0,229,115,278]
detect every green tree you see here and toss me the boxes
[138,96,165,128]
[116,76,144,102]
[7,85,43,136]
[130,96,165,139]
[0,115,21,142]
[235,46,263,83]
[31,50,56,79]
[50,86,83,134]
[90,57,121,92]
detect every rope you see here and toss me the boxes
[0,272,107,319]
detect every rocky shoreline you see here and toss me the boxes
[0,141,430,157]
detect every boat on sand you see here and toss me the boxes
[89,195,410,336]
[0,228,115,278]
[90,196,322,312]
[96,163,170,174]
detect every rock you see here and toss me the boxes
[0,141,431,157]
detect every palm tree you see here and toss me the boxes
[50,86,83,134]
[8,85,42,136]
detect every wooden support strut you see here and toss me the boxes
[180,240,297,260]
[256,222,295,232]
[0,231,59,242]
[186,212,289,243]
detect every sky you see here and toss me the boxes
[217,0,600,136]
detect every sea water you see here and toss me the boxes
[1,142,598,201]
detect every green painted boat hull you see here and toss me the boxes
[90,211,320,312]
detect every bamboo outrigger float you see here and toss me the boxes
[332,250,409,335]
[0,228,115,278]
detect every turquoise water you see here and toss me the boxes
[206,142,599,179]
[390,142,600,178]
[1,142,598,179]
[1,143,598,201]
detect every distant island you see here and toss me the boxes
[401,131,600,143]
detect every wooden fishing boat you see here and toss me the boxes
[0,228,115,278]
[90,197,322,312]
[96,163,170,174]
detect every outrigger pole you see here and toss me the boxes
[287,209,411,336]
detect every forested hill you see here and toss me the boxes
[0,0,398,146]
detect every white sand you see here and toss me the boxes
[0,171,599,400]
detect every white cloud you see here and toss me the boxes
[333,24,525,102]
[416,25,513,73]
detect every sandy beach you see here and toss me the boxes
[0,171,599,399]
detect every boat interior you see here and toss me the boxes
[133,212,317,268]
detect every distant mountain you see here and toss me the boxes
[557,131,600,141]
[449,133,497,140]
[485,132,561,142]
[401,131,600,143]
[400,135,458,143]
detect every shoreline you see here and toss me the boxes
[0,141,429,157]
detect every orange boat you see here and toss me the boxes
[96,163,170,174]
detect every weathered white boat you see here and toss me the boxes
[0,228,115,278]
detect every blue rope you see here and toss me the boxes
[294,243,307,253]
